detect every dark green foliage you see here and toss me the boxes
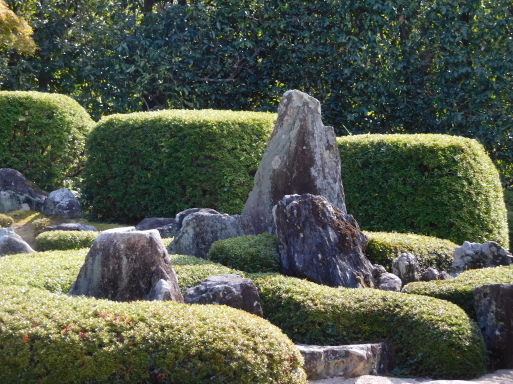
[253,274,486,379]
[82,109,274,222]
[35,230,99,251]
[365,231,457,272]
[340,134,509,248]
[0,91,95,190]
[0,213,13,227]
[208,233,280,273]
[403,265,513,320]
[504,189,513,249]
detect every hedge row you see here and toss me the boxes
[36,230,99,251]
[0,91,95,191]
[82,109,275,222]
[339,134,509,248]
[403,265,513,320]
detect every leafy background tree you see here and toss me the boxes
[0,0,36,54]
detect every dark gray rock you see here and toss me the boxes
[242,90,346,234]
[273,194,374,288]
[168,211,255,258]
[0,168,46,213]
[44,223,98,232]
[453,241,513,274]
[42,189,82,219]
[373,265,402,291]
[297,342,393,380]
[474,284,513,369]
[69,227,183,303]
[421,267,440,282]
[175,208,219,229]
[0,227,35,256]
[392,253,421,286]
[184,274,263,316]
[135,217,178,238]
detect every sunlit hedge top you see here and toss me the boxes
[339,134,509,248]
[82,109,276,222]
[0,91,95,190]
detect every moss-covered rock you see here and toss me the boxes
[0,213,13,228]
[208,233,280,273]
[403,265,513,319]
[365,231,457,272]
[0,91,95,190]
[339,134,509,248]
[253,274,487,379]
[36,230,99,251]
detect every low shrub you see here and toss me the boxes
[208,233,280,273]
[0,213,13,227]
[82,109,275,222]
[36,230,99,251]
[339,134,509,248]
[32,218,52,235]
[0,91,95,190]
[403,265,513,319]
[364,231,457,272]
[253,274,486,379]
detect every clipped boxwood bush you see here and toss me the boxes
[364,231,458,272]
[0,252,306,383]
[82,109,275,222]
[253,274,486,379]
[36,230,99,251]
[339,134,509,248]
[403,265,513,319]
[0,213,13,227]
[208,233,280,273]
[0,91,95,190]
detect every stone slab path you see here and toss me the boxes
[310,369,513,384]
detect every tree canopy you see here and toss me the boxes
[0,0,36,54]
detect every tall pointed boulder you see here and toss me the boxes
[242,90,346,233]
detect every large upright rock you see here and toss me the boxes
[69,227,183,302]
[242,90,346,234]
[168,211,255,258]
[273,194,374,288]
[42,188,82,219]
[0,227,35,256]
[0,168,46,213]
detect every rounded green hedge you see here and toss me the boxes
[403,265,513,320]
[0,252,306,383]
[36,230,99,251]
[208,233,280,273]
[339,134,509,248]
[365,231,458,272]
[0,91,95,190]
[0,213,13,228]
[253,274,487,379]
[82,109,275,222]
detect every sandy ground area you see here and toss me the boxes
[310,370,513,384]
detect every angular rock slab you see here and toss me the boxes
[0,227,35,256]
[42,188,82,218]
[168,211,255,258]
[297,342,393,380]
[242,90,346,234]
[184,274,263,316]
[473,284,513,370]
[0,168,46,213]
[135,217,178,239]
[453,241,512,275]
[273,194,374,288]
[69,227,183,302]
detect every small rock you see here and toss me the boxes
[392,253,421,286]
[453,241,512,274]
[421,267,440,282]
[175,208,219,229]
[0,227,35,256]
[0,168,46,213]
[135,217,179,238]
[42,189,82,219]
[373,265,402,291]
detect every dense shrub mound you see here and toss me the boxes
[0,91,95,190]
[253,275,486,379]
[0,213,13,227]
[0,252,306,383]
[339,134,509,248]
[36,230,99,251]
[82,109,275,222]
[208,233,280,273]
[403,265,513,319]
[365,231,457,272]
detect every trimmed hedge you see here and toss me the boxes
[36,230,99,251]
[0,213,13,227]
[365,231,457,272]
[208,233,280,273]
[339,134,509,248]
[403,265,513,320]
[0,91,95,190]
[253,274,486,379]
[82,109,275,222]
